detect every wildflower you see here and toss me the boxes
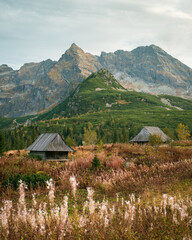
[130,193,135,203]
[58,195,69,239]
[36,204,46,235]
[27,209,36,230]
[18,180,27,206]
[116,193,119,202]
[0,200,12,236]
[87,187,95,214]
[46,179,55,206]
[99,200,108,219]
[32,193,37,208]
[17,180,27,223]
[70,176,78,199]
[104,215,109,227]
[79,216,87,228]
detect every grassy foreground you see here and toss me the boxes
[0,142,192,239]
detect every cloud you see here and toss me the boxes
[0,0,191,69]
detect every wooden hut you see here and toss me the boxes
[27,133,74,160]
[130,126,170,144]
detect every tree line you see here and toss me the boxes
[0,121,191,154]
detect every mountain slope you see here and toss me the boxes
[0,44,191,117]
[0,44,101,118]
[37,69,192,122]
[100,45,192,97]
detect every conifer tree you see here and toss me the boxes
[0,131,6,155]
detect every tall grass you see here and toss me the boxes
[0,176,192,239]
[0,143,192,239]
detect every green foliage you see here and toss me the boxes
[163,127,175,140]
[28,154,43,161]
[98,140,104,149]
[149,134,163,146]
[1,69,192,150]
[3,173,50,189]
[176,123,191,140]
[83,123,97,145]
[65,136,76,147]
[0,131,6,155]
[91,155,101,169]
[160,94,192,110]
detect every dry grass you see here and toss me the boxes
[0,142,192,239]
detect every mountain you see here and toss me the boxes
[0,43,191,117]
[100,45,192,97]
[0,44,101,117]
[37,69,192,122]
[1,69,192,148]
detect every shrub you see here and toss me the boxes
[3,173,50,189]
[106,155,124,169]
[91,156,101,169]
[28,154,43,161]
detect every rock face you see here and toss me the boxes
[100,45,192,98]
[0,44,101,117]
[0,43,191,117]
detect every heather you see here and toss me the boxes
[0,143,192,239]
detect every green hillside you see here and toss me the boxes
[37,68,192,121]
[1,68,192,150]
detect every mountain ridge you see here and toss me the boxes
[36,69,192,122]
[0,43,191,117]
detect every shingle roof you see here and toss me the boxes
[27,133,74,152]
[130,126,170,142]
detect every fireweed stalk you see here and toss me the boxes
[0,176,191,239]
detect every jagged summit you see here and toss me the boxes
[0,43,191,117]
[59,43,84,61]
[66,43,84,54]
[0,64,13,73]
[131,44,167,55]
[70,43,82,50]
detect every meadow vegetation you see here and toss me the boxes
[0,142,192,239]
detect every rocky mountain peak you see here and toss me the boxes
[132,44,165,55]
[59,43,84,61]
[68,43,84,54]
[0,64,13,74]
[70,43,82,50]
[0,44,191,118]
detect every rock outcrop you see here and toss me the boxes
[100,45,192,98]
[0,43,191,117]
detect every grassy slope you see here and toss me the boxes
[1,69,192,131]
[0,115,35,129]
[35,69,192,131]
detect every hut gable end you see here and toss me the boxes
[130,126,170,143]
[27,133,74,152]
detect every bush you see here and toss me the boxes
[28,154,43,161]
[106,155,124,169]
[3,173,50,189]
[91,155,101,169]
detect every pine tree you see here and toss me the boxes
[91,155,101,169]
[65,136,76,147]
[0,131,6,155]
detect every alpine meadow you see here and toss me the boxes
[0,15,192,238]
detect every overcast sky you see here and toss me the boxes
[0,0,192,69]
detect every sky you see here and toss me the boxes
[0,0,192,69]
